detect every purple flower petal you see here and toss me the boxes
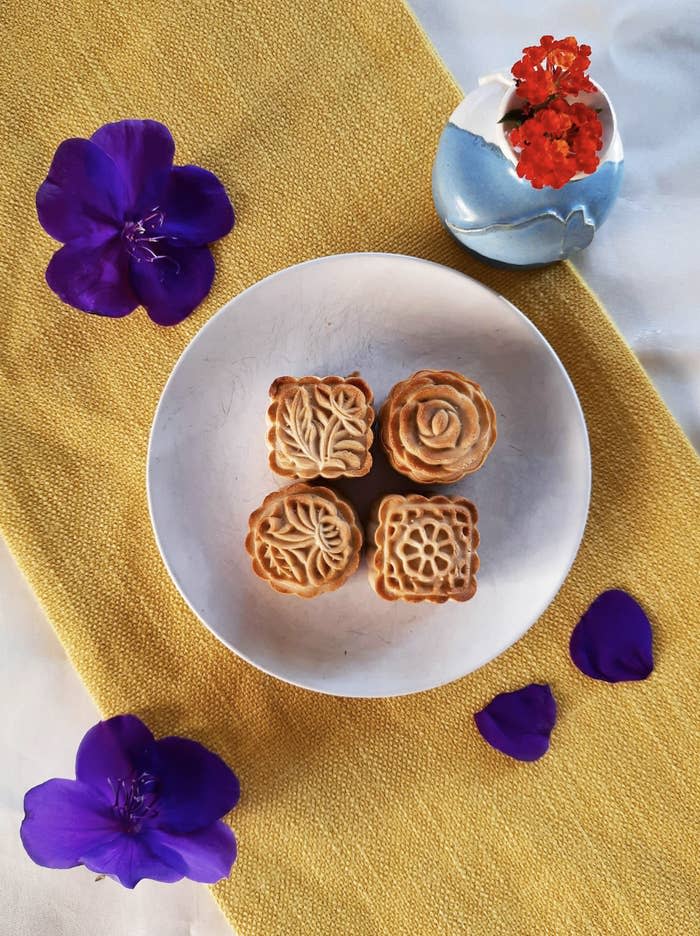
[21,779,119,869]
[76,715,155,802]
[144,736,241,833]
[144,821,237,883]
[46,236,138,317]
[91,120,174,217]
[129,245,215,326]
[80,833,185,889]
[474,684,557,762]
[36,138,126,243]
[159,165,235,245]
[570,589,654,682]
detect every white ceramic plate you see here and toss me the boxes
[147,253,590,697]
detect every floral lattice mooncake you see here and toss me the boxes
[367,493,479,603]
[380,369,496,484]
[267,375,374,480]
[246,483,363,598]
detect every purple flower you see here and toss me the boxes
[20,715,240,888]
[474,683,557,762]
[36,120,234,325]
[570,589,654,682]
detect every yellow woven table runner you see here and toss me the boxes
[2,1,699,933]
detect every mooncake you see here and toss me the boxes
[267,374,374,480]
[367,493,479,603]
[246,483,363,598]
[380,369,496,483]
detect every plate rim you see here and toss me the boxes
[147,251,591,697]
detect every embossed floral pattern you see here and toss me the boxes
[267,375,374,480]
[259,494,351,586]
[380,370,497,483]
[245,484,363,598]
[367,494,479,603]
[396,520,457,584]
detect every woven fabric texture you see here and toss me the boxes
[1,1,699,933]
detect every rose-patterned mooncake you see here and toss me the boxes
[245,483,363,598]
[380,370,496,483]
[267,375,374,480]
[367,493,479,603]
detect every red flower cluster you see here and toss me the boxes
[512,35,596,105]
[505,36,602,189]
[509,99,603,189]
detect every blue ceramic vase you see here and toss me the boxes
[432,73,624,268]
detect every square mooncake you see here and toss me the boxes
[367,493,479,603]
[267,374,374,480]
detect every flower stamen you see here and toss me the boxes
[122,209,181,272]
[108,771,160,833]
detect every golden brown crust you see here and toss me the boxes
[245,483,363,598]
[267,375,374,480]
[380,369,496,484]
[367,493,479,603]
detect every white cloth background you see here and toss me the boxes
[2,2,698,933]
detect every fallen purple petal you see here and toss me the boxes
[474,683,557,762]
[570,589,654,682]
[75,714,155,802]
[21,779,119,869]
[81,833,185,889]
[142,735,241,833]
[143,821,237,884]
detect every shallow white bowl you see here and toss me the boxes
[147,253,590,697]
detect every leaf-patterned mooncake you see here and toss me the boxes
[245,484,363,598]
[267,375,374,480]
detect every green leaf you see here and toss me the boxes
[498,108,526,126]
